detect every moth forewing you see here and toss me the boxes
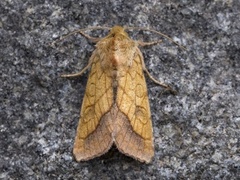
[113,44,153,160]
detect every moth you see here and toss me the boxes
[61,26,177,163]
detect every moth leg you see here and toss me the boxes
[78,31,101,43]
[126,27,186,50]
[144,67,177,94]
[137,40,162,47]
[52,26,108,45]
[61,61,92,78]
[78,26,111,43]
[138,49,177,94]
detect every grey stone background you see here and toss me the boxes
[1,0,239,179]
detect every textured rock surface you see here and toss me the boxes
[0,0,239,179]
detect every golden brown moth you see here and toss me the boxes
[61,26,177,163]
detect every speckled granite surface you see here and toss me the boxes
[0,0,239,179]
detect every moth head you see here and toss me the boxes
[109,26,129,39]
